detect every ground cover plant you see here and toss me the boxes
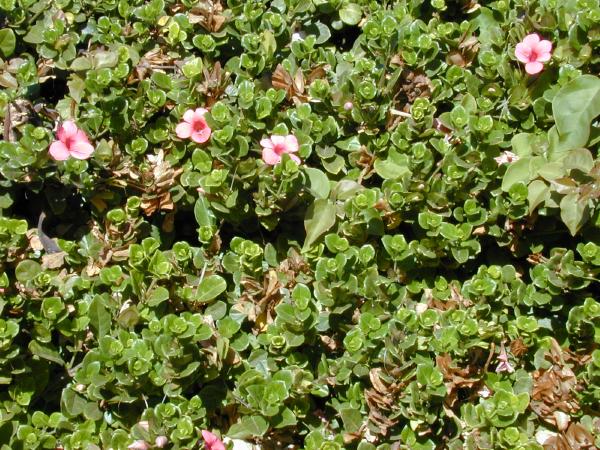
[1,0,600,448]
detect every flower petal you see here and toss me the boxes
[69,141,95,159]
[201,431,225,450]
[176,122,193,139]
[522,33,540,48]
[283,134,299,153]
[57,120,78,142]
[73,129,91,144]
[262,147,281,165]
[535,40,552,62]
[270,135,285,147]
[183,109,195,123]
[193,108,209,122]
[289,153,301,164]
[260,138,273,149]
[191,126,211,143]
[525,61,544,75]
[514,43,531,63]
[49,141,70,160]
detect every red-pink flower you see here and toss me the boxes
[201,430,225,450]
[176,108,211,143]
[49,120,94,161]
[515,33,552,75]
[260,134,301,165]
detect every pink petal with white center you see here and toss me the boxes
[176,122,193,139]
[49,141,70,160]
[283,134,299,153]
[262,147,281,165]
[69,141,95,159]
[525,61,544,75]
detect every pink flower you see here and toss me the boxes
[515,33,552,75]
[201,430,225,450]
[127,440,150,450]
[154,436,168,448]
[260,134,301,165]
[494,151,520,165]
[137,420,150,432]
[176,108,212,143]
[49,120,94,161]
[343,101,353,111]
[495,343,515,374]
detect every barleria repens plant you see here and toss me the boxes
[0,0,599,449]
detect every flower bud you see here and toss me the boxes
[155,436,168,448]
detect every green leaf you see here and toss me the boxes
[88,295,111,339]
[340,407,363,433]
[61,389,87,418]
[194,196,215,228]
[303,199,337,250]
[227,415,269,439]
[304,167,330,199]
[501,157,530,192]
[147,286,169,307]
[563,148,594,173]
[151,71,172,90]
[552,75,600,152]
[0,28,16,58]
[15,260,42,282]
[196,275,227,303]
[23,24,45,44]
[374,157,411,180]
[339,3,362,25]
[28,341,65,365]
[560,193,588,236]
[527,180,548,213]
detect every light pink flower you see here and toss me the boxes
[494,151,520,165]
[127,440,150,450]
[176,108,212,143]
[495,343,515,374]
[155,436,168,448]
[343,101,353,111]
[137,420,150,432]
[515,33,552,75]
[260,134,301,165]
[201,430,226,450]
[49,120,94,161]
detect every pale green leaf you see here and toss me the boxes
[304,167,330,199]
[196,275,227,303]
[303,199,337,250]
[560,193,588,236]
[0,28,16,58]
[552,75,600,152]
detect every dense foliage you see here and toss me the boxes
[1,0,600,449]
